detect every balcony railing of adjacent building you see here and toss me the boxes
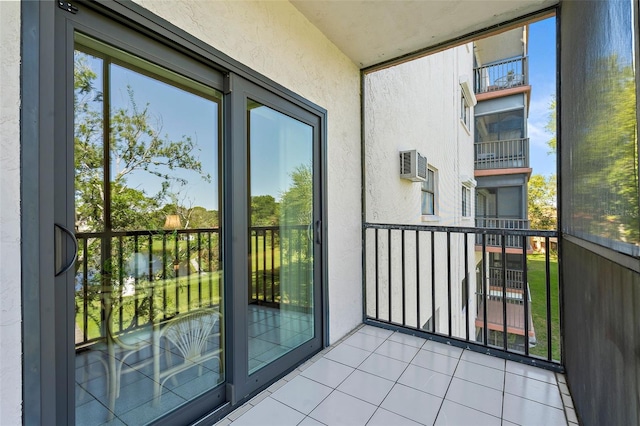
[475,138,530,170]
[474,56,528,94]
[475,217,529,249]
[363,223,560,369]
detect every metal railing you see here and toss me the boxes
[475,218,529,248]
[75,225,312,347]
[75,228,221,347]
[363,222,561,369]
[474,56,528,94]
[488,267,525,291]
[249,225,312,309]
[475,138,529,169]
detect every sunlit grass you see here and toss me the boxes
[527,253,561,361]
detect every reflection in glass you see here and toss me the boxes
[73,37,223,425]
[247,102,314,374]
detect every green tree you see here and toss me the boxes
[280,164,312,225]
[251,195,279,226]
[571,54,639,244]
[545,96,557,153]
[528,174,557,230]
[74,51,209,232]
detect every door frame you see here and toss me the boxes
[21,1,328,424]
[227,75,325,403]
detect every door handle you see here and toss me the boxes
[55,223,78,277]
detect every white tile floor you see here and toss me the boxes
[216,324,579,426]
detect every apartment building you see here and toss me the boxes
[471,27,535,352]
[364,44,477,339]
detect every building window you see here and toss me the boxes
[421,168,436,215]
[462,185,471,217]
[460,92,471,128]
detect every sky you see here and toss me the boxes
[526,17,557,177]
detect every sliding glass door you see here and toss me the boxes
[72,34,224,425]
[41,4,325,424]
[247,102,316,374]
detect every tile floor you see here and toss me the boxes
[216,324,579,426]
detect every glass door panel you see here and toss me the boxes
[73,36,223,425]
[247,102,315,374]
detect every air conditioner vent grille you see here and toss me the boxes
[399,150,427,182]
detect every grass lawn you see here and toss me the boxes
[76,271,222,343]
[527,253,561,361]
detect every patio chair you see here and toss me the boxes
[77,288,158,419]
[153,308,221,404]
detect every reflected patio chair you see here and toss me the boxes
[82,287,159,419]
[153,308,221,403]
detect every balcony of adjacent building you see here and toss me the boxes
[474,56,529,97]
[474,109,531,175]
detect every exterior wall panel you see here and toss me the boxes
[560,0,640,424]
[562,239,640,426]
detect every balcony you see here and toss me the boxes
[214,324,577,426]
[74,224,568,425]
[475,138,530,170]
[475,217,530,249]
[474,57,528,94]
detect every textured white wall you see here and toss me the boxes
[364,45,476,336]
[134,0,362,343]
[0,1,22,424]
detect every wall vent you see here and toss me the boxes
[399,150,427,182]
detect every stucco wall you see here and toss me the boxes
[0,1,22,424]
[363,46,476,337]
[364,46,475,226]
[133,0,362,343]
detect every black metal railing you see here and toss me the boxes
[363,222,561,369]
[475,218,529,248]
[248,225,312,309]
[75,225,312,347]
[475,138,529,169]
[474,56,528,94]
[488,267,524,291]
[74,228,222,347]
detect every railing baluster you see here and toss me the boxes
[162,233,167,319]
[388,228,392,323]
[197,231,202,307]
[401,230,406,326]
[501,232,508,351]
[546,236,553,361]
[375,228,379,320]
[208,231,212,307]
[174,232,179,315]
[447,231,452,337]
[82,237,89,341]
[464,232,469,341]
[416,230,420,330]
[522,234,529,356]
[271,228,275,303]
[148,234,154,324]
[186,230,191,311]
[482,234,488,346]
[431,231,435,333]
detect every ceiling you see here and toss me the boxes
[290,0,557,69]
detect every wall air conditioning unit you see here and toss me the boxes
[399,150,428,182]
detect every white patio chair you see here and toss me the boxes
[153,308,221,404]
